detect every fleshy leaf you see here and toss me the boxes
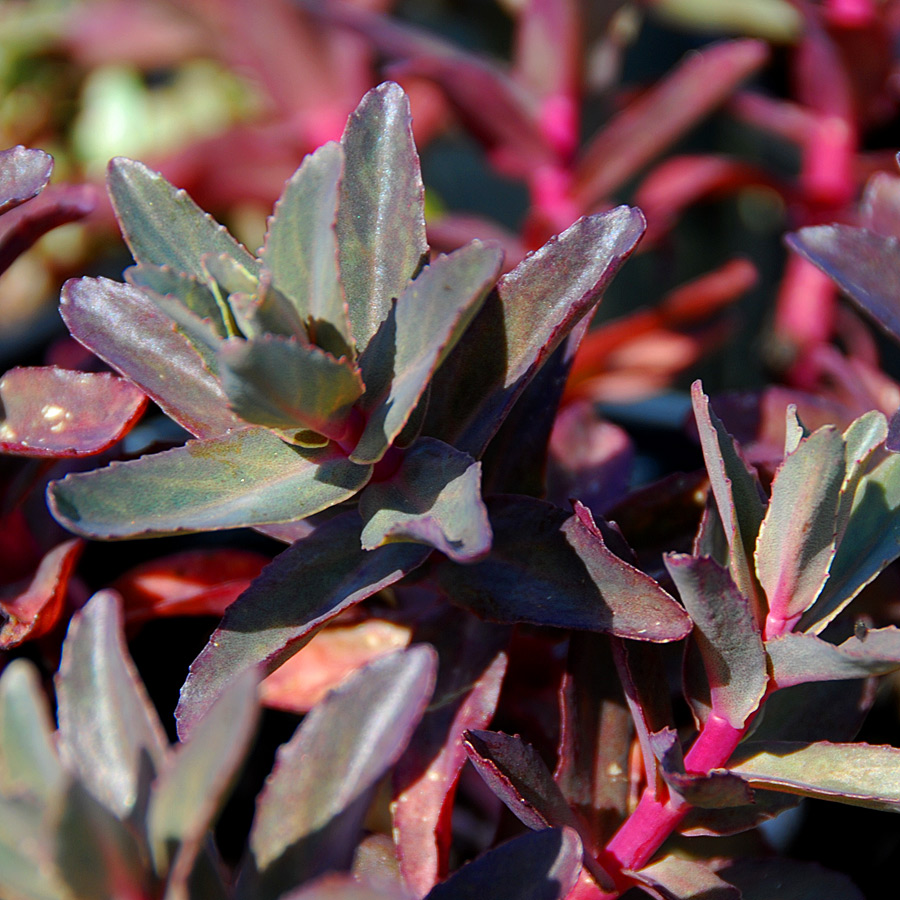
[48,427,372,539]
[0,660,64,804]
[176,511,430,738]
[107,157,259,283]
[0,146,53,213]
[248,647,436,891]
[431,496,690,640]
[719,858,864,900]
[799,450,900,633]
[633,855,739,900]
[691,381,767,620]
[351,242,503,464]
[787,225,900,343]
[664,554,766,729]
[337,82,427,355]
[278,875,407,900]
[424,828,583,900]
[425,208,645,458]
[0,538,83,648]
[767,628,900,688]
[60,276,241,439]
[392,615,507,896]
[0,793,63,900]
[147,671,258,886]
[0,367,147,458]
[263,141,351,353]
[358,437,491,562]
[218,336,363,439]
[756,425,844,634]
[728,740,900,811]
[56,591,168,821]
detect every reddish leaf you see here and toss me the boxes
[0,146,53,213]
[0,367,147,458]
[113,549,270,626]
[0,539,84,648]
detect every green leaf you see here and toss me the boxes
[148,671,258,885]
[218,336,363,439]
[125,264,227,337]
[425,207,645,458]
[799,448,900,634]
[767,627,900,688]
[634,855,739,900]
[249,647,436,891]
[107,157,259,283]
[337,82,427,354]
[664,554,766,729]
[358,437,491,561]
[56,591,168,821]
[728,740,900,811]
[756,425,844,634]
[175,512,431,738]
[277,877,404,900]
[56,779,152,900]
[48,428,372,539]
[0,660,64,804]
[231,270,309,342]
[263,141,351,354]
[351,241,503,464]
[60,276,241,439]
[691,381,767,622]
[0,795,62,900]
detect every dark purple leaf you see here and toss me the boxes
[425,208,645,459]
[424,828,583,900]
[719,858,864,900]
[0,367,147,458]
[248,647,436,893]
[0,146,53,213]
[392,614,508,895]
[431,496,690,640]
[60,276,241,438]
[176,511,431,738]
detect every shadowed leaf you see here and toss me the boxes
[359,438,491,561]
[0,367,147,458]
[249,647,436,892]
[176,512,431,738]
[719,858,864,900]
[48,428,372,539]
[337,83,427,355]
[633,855,739,900]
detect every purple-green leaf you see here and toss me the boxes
[248,647,436,890]
[426,208,645,458]
[60,276,241,438]
[218,336,363,439]
[263,141,351,354]
[756,425,844,633]
[787,225,900,343]
[337,82,427,355]
[728,740,900,811]
[56,591,168,822]
[358,438,491,562]
[633,855,739,900]
[664,554,766,729]
[175,511,431,738]
[147,671,258,887]
[107,157,259,283]
[431,496,690,639]
[351,242,503,464]
[767,627,900,688]
[48,428,372,539]
[691,381,767,622]
[0,366,147,457]
[279,876,406,900]
[0,146,52,213]
[424,828,583,900]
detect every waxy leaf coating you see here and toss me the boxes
[634,855,739,900]
[0,146,53,213]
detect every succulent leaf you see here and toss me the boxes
[664,554,766,729]
[337,82,427,355]
[0,792,63,900]
[351,241,503,464]
[248,647,436,890]
[48,428,372,539]
[263,141,351,354]
[634,855,739,900]
[358,437,491,561]
[175,511,431,738]
[718,858,864,900]
[0,146,53,213]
